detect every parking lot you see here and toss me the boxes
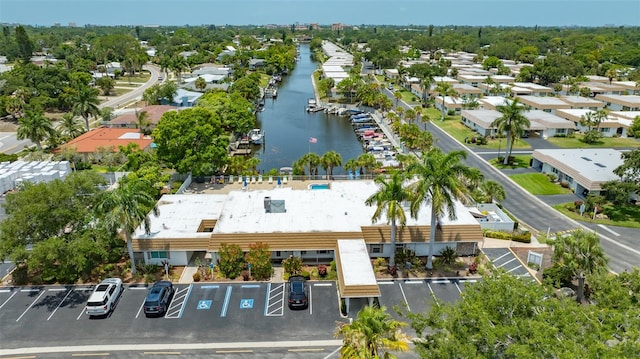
[482,248,535,281]
[0,281,345,350]
[377,278,473,323]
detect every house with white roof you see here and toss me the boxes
[595,94,640,111]
[558,96,605,110]
[517,95,568,114]
[478,96,512,110]
[555,109,631,137]
[531,149,624,196]
[461,109,575,138]
[510,82,553,96]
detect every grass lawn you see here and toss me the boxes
[546,134,640,148]
[489,155,532,169]
[509,173,573,195]
[431,116,531,150]
[399,90,421,105]
[553,202,640,229]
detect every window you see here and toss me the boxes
[275,251,281,257]
[150,251,168,259]
[317,250,329,254]
[370,244,382,254]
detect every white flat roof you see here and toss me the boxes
[137,181,480,239]
[518,95,568,107]
[533,149,624,183]
[337,239,377,287]
[479,96,512,108]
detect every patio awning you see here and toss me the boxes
[335,239,380,298]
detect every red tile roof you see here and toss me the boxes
[57,128,153,154]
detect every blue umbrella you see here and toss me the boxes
[277,177,281,186]
[243,178,247,187]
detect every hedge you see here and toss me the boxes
[482,229,531,243]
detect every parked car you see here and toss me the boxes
[288,276,308,309]
[143,281,174,317]
[85,278,123,317]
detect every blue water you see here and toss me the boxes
[309,184,330,190]
[255,44,363,175]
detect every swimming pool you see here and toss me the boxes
[309,183,330,190]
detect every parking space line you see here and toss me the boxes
[71,353,110,357]
[75,287,94,291]
[404,280,423,284]
[427,283,438,307]
[19,289,39,292]
[462,279,478,283]
[16,290,45,322]
[47,288,66,292]
[264,283,285,317]
[309,285,313,315]
[497,257,517,268]
[398,282,411,312]
[378,281,394,285]
[454,282,462,294]
[0,289,10,293]
[136,297,146,319]
[201,285,220,289]
[165,284,191,319]
[220,286,232,317]
[76,305,86,320]
[0,291,17,310]
[128,286,148,290]
[313,283,333,287]
[507,264,523,273]
[492,252,510,263]
[47,288,73,321]
[241,284,260,288]
[431,280,450,284]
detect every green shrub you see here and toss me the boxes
[192,272,201,282]
[482,229,531,243]
[330,260,336,273]
[542,263,572,288]
[439,246,459,265]
[145,274,156,283]
[374,257,386,267]
[282,255,303,275]
[300,271,311,280]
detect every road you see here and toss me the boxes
[382,87,639,274]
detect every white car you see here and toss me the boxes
[85,278,123,317]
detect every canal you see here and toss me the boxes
[254,44,363,175]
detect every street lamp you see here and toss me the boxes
[497,137,502,162]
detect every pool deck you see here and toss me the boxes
[185,179,336,195]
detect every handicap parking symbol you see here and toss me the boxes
[240,299,254,309]
[197,300,212,310]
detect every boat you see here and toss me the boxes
[248,129,264,145]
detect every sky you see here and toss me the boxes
[0,0,639,27]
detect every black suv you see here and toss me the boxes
[288,276,308,309]
[143,281,174,317]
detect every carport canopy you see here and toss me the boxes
[335,239,380,298]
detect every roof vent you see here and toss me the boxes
[594,163,606,168]
[581,157,592,161]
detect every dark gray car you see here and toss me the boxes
[288,276,308,309]
[143,281,174,317]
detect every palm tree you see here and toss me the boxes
[170,55,189,84]
[336,305,409,358]
[97,179,159,275]
[59,112,85,140]
[491,98,530,165]
[408,149,481,269]
[343,158,358,177]
[72,85,100,132]
[393,91,402,108]
[480,180,506,203]
[17,110,55,149]
[550,230,608,303]
[404,108,416,123]
[135,110,151,135]
[299,152,321,178]
[356,153,378,178]
[320,151,342,179]
[194,77,207,92]
[435,81,458,121]
[365,171,413,269]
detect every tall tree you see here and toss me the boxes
[408,149,481,269]
[480,180,506,203]
[58,112,85,140]
[17,110,54,149]
[336,305,409,358]
[491,98,530,165]
[14,25,33,63]
[135,110,151,135]
[549,230,608,303]
[320,150,343,179]
[580,109,607,144]
[96,179,159,275]
[365,171,413,268]
[72,85,101,132]
[435,81,458,121]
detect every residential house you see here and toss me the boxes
[558,96,605,110]
[531,149,624,196]
[517,95,568,114]
[595,94,640,111]
[57,128,153,160]
[109,105,178,129]
[510,82,553,97]
[555,109,630,137]
[461,109,575,138]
